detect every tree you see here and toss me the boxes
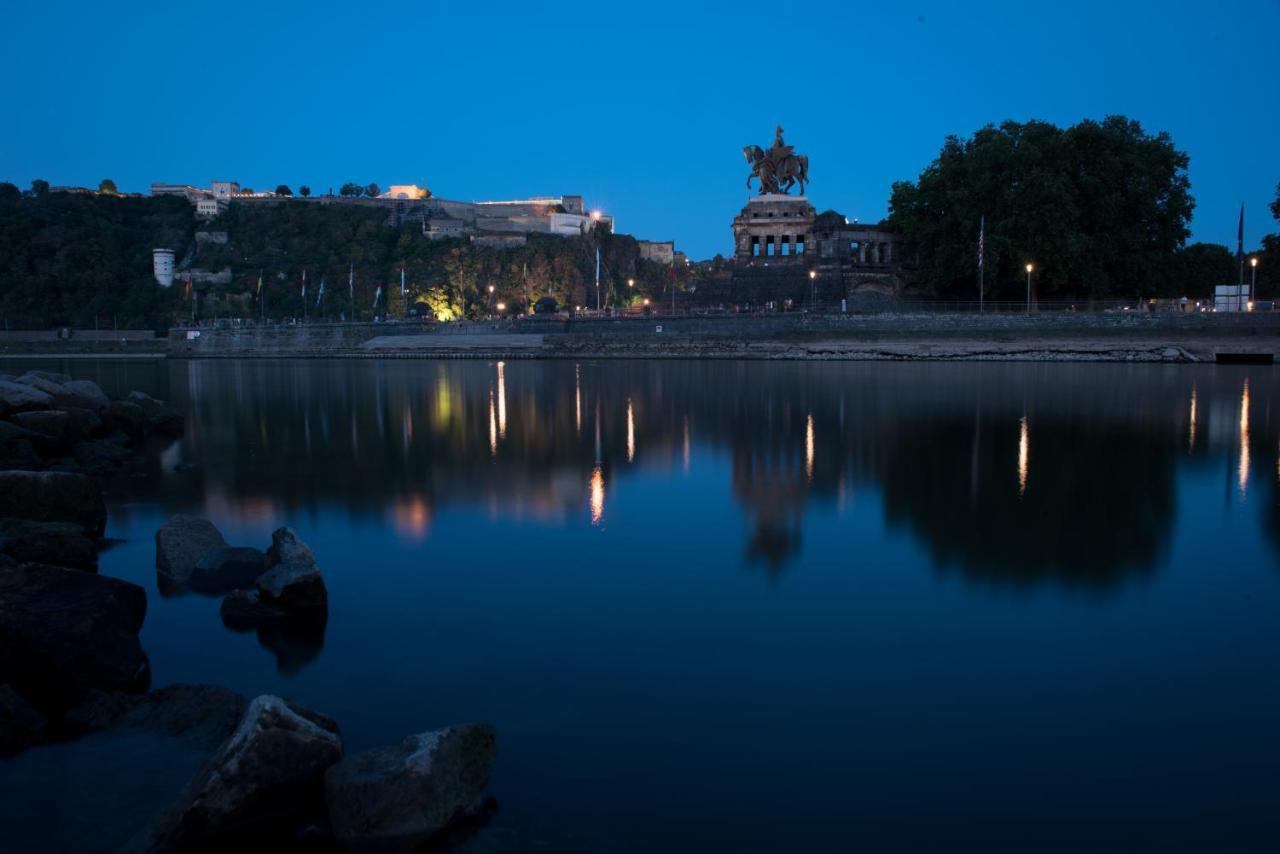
[28,179,49,197]
[365,183,380,198]
[1175,243,1235,297]
[98,178,118,194]
[339,182,361,198]
[275,184,293,197]
[0,182,19,204]
[889,116,1193,300]
[1271,180,1279,223]
[299,185,311,198]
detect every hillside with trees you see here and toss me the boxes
[0,181,192,330]
[0,184,683,330]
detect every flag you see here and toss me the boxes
[256,271,263,300]
[316,278,325,307]
[1237,203,1245,264]
[978,216,985,270]
[301,269,307,299]
[348,264,354,305]
[399,265,405,297]
[374,286,383,308]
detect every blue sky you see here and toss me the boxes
[1,0,1276,259]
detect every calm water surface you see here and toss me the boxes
[5,358,1280,852]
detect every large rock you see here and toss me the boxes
[0,379,54,417]
[0,517,98,570]
[266,526,318,569]
[18,370,72,386]
[0,470,107,537]
[151,694,343,851]
[104,399,146,440]
[325,723,497,853]
[189,546,266,593]
[127,390,185,437]
[10,409,72,444]
[257,527,327,612]
[61,405,104,440]
[0,558,149,710]
[72,437,134,476]
[155,515,228,586]
[67,683,248,750]
[56,378,111,413]
[0,684,46,756]
[257,561,328,613]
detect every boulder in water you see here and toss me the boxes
[0,379,54,417]
[155,515,229,586]
[126,390,184,437]
[151,694,343,851]
[0,558,149,710]
[257,527,327,612]
[324,723,497,853]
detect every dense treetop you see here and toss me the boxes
[889,116,1197,300]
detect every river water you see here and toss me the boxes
[4,358,1279,852]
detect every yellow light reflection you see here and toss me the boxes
[1238,379,1250,495]
[1017,416,1029,496]
[488,390,497,455]
[496,361,507,438]
[575,364,582,433]
[626,399,635,462]
[805,414,815,481]
[589,466,604,525]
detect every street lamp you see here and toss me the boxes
[1251,257,1258,305]
[809,269,817,312]
[1025,263,1034,313]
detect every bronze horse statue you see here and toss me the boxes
[744,144,809,195]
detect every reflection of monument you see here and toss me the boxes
[719,126,907,307]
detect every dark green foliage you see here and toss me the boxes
[889,116,1194,299]
[1174,243,1236,297]
[364,183,379,198]
[299,186,311,198]
[194,202,667,322]
[339,183,361,198]
[98,178,117,194]
[274,185,292,197]
[0,191,192,330]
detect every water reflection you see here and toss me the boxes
[96,361,1278,590]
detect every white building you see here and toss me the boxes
[195,198,222,219]
[211,181,240,200]
[152,248,175,287]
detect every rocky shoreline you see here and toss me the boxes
[0,374,499,852]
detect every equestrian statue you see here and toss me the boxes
[744,125,809,195]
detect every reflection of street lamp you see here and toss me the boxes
[1025,263,1034,312]
[809,269,817,311]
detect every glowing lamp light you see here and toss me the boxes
[1026,263,1034,273]
[643,298,650,306]
[488,285,495,293]
[496,302,506,312]
[809,270,817,280]
[590,211,602,221]
[1251,257,1258,268]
